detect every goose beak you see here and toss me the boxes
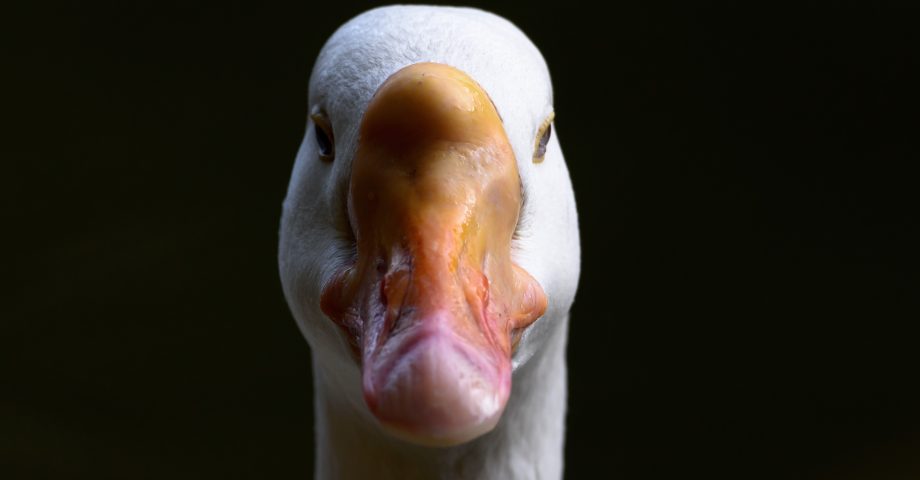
[320,62,547,446]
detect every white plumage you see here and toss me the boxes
[278,6,580,479]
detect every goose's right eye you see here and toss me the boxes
[311,111,335,162]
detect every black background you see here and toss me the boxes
[6,2,919,478]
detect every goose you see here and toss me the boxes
[278,6,580,479]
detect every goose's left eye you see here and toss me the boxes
[311,111,335,162]
[533,112,554,163]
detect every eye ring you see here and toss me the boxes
[533,112,554,163]
[311,110,335,162]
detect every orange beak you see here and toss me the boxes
[320,63,546,446]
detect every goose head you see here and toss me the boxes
[279,6,580,447]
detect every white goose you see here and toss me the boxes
[278,6,580,479]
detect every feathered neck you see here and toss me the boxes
[310,316,569,480]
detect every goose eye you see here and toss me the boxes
[311,111,335,161]
[533,112,554,163]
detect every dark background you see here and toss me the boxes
[5,2,919,478]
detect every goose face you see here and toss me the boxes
[279,6,580,447]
